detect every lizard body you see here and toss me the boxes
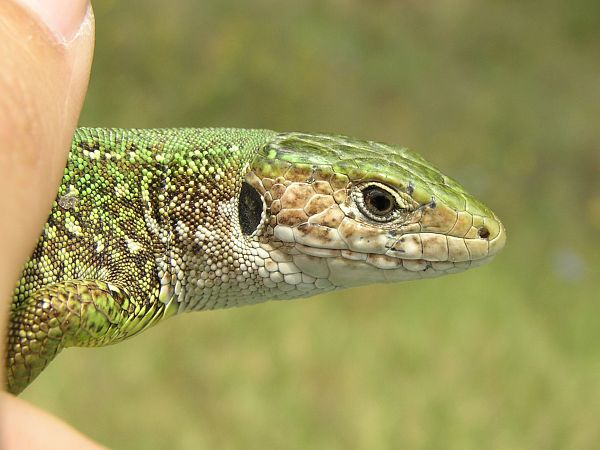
[5,128,506,394]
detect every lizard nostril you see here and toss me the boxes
[478,227,490,240]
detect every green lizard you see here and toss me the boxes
[5,128,506,394]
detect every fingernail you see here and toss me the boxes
[16,0,91,43]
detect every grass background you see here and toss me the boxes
[21,0,600,449]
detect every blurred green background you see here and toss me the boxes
[22,0,600,449]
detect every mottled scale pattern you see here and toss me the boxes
[5,128,506,394]
[7,128,276,393]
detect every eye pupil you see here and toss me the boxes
[369,193,391,212]
[363,187,395,216]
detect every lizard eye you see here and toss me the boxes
[238,181,264,235]
[363,186,395,216]
[354,183,406,222]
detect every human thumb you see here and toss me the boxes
[0,0,94,307]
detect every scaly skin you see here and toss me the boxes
[5,128,506,394]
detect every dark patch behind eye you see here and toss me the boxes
[239,182,263,235]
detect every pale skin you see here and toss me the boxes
[0,0,105,448]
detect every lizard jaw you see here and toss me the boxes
[255,219,505,290]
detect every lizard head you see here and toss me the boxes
[240,132,506,295]
[166,129,505,311]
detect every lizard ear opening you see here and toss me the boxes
[238,181,264,235]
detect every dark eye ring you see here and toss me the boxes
[363,186,396,216]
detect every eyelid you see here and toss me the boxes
[350,181,420,226]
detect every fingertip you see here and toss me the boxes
[14,0,92,44]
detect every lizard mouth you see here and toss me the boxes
[256,208,506,289]
[287,214,506,267]
[276,214,505,288]
[291,240,495,278]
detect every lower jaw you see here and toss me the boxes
[260,242,495,289]
[317,256,466,287]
